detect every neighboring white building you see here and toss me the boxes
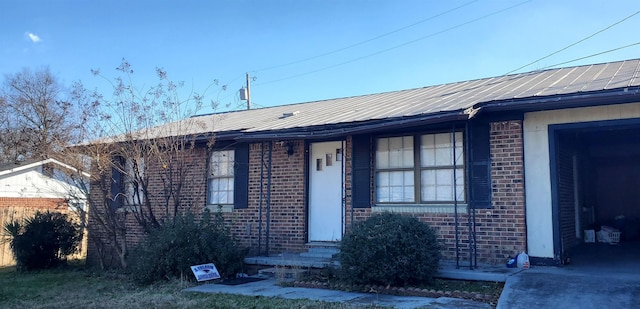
[0,158,88,209]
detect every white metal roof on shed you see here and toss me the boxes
[143,59,640,139]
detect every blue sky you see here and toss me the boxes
[2,0,640,114]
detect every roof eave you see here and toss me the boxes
[226,110,470,142]
[477,87,640,113]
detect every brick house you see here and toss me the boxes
[90,58,640,266]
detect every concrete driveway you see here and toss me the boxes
[498,253,640,309]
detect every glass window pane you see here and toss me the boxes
[421,170,435,185]
[404,186,415,202]
[456,185,465,201]
[376,138,389,168]
[219,192,228,204]
[434,133,451,148]
[208,149,235,205]
[390,187,403,202]
[377,172,389,186]
[401,136,414,167]
[422,132,465,167]
[421,168,465,202]
[435,147,453,165]
[455,147,464,166]
[421,135,434,167]
[376,149,389,168]
[390,171,404,184]
[377,136,414,169]
[377,187,390,202]
[210,150,234,177]
[436,185,453,200]
[454,132,464,147]
[423,186,436,201]
[388,140,402,168]
[376,171,413,202]
[404,171,414,185]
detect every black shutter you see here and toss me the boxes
[234,143,250,209]
[352,135,372,208]
[468,123,492,209]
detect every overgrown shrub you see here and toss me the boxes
[338,212,440,287]
[129,209,248,284]
[4,211,81,271]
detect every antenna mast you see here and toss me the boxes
[245,72,251,110]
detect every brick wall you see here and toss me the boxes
[230,141,307,255]
[88,120,527,266]
[86,147,210,268]
[340,121,527,264]
[415,121,526,264]
[0,197,67,209]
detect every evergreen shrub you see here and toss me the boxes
[4,211,81,271]
[129,209,247,284]
[338,212,440,287]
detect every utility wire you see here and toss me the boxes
[255,0,530,87]
[505,9,640,75]
[537,41,640,71]
[253,0,478,73]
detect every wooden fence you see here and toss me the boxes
[0,206,87,267]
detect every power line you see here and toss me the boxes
[253,0,478,73]
[505,9,640,75]
[255,0,531,87]
[537,41,640,71]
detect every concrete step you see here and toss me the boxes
[300,247,340,259]
[258,267,308,281]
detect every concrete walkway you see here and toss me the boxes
[184,278,492,308]
[185,255,640,308]
[184,260,511,308]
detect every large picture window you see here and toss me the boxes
[208,150,234,205]
[375,132,464,204]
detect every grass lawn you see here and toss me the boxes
[0,265,380,309]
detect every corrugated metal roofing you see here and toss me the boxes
[148,59,640,139]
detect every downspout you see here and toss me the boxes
[349,137,356,230]
[465,106,481,269]
[341,140,346,237]
[464,124,474,270]
[453,124,460,269]
[265,141,273,256]
[258,142,264,255]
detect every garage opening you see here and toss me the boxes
[552,120,640,266]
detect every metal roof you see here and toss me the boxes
[145,59,640,140]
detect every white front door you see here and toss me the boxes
[308,141,345,242]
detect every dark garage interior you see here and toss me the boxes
[553,122,640,265]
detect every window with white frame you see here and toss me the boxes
[208,150,234,205]
[124,157,144,206]
[375,132,465,204]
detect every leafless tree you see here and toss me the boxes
[0,67,83,163]
[68,59,221,269]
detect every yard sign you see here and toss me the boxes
[190,263,221,282]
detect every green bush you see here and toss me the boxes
[4,211,81,271]
[338,212,441,287]
[129,210,248,284]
